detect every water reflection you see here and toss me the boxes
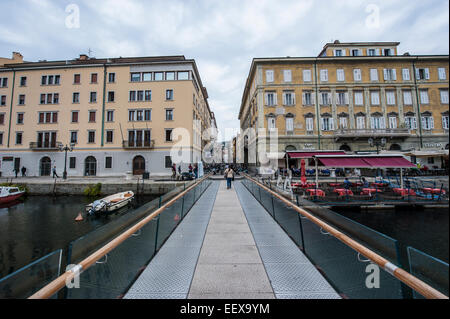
[0,194,156,279]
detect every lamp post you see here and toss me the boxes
[59,143,75,180]
[368,137,387,154]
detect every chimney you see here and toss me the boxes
[12,52,23,63]
[78,54,89,61]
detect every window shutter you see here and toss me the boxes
[403,69,410,81]
[415,68,420,79]
[330,118,335,130]
[319,93,323,105]
[439,68,446,80]
[327,93,332,105]
[392,69,397,81]
[264,93,268,106]
[320,118,324,131]
[421,117,426,130]
[302,93,306,105]
[376,49,381,56]
[380,117,386,129]
[311,93,316,105]
[412,117,417,130]
[282,93,286,106]
[274,93,278,106]
[292,93,296,105]
[370,117,375,129]
[370,69,378,81]
[344,92,349,105]
[425,68,430,80]
[430,116,434,129]
[383,69,388,80]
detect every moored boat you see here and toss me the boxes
[0,187,26,204]
[86,191,135,216]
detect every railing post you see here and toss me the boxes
[154,196,162,252]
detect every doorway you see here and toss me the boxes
[40,157,51,176]
[85,156,97,176]
[133,156,146,175]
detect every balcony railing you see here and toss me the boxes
[30,141,62,151]
[334,128,411,140]
[122,140,155,149]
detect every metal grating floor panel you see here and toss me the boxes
[234,181,341,299]
[124,181,220,299]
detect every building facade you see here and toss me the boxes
[0,53,214,177]
[238,41,449,168]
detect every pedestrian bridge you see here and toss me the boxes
[1,175,447,299]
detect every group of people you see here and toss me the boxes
[12,166,27,178]
[171,163,199,180]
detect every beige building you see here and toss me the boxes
[0,52,215,177]
[238,41,449,168]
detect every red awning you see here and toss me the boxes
[315,155,416,168]
[287,151,346,159]
[317,157,372,168]
[362,157,416,168]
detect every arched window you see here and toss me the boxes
[339,145,352,152]
[389,144,402,151]
[285,145,297,151]
[85,156,97,176]
[40,157,51,176]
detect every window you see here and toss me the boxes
[55,75,60,85]
[383,48,392,56]
[267,116,276,130]
[165,129,173,142]
[91,73,98,83]
[90,92,97,103]
[438,68,447,80]
[70,131,78,144]
[368,49,376,56]
[356,116,366,129]
[421,116,434,130]
[88,131,95,143]
[73,92,80,103]
[41,76,47,85]
[128,129,151,147]
[389,116,398,129]
[69,157,76,169]
[89,111,96,123]
[283,70,292,82]
[416,68,430,80]
[405,116,417,130]
[402,69,410,81]
[131,73,141,82]
[0,132,3,144]
[20,77,27,86]
[265,92,276,106]
[106,131,113,143]
[302,91,313,106]
[351,49,361,56]
[144,109,151,121]
[17,113,24,124]
[336,69,345,82]
[442,115,449,130]
[319,92,331,105]
[71,111,79,123]
[18,94,25,105]
[74,74,81,84]
[285,116,294,132]
[105,157,113,169]
[336,91,349,105]
[107,110,114,122]
[165,156,172,168]
[403,90,413,105]
[145,90,152,101]
[420,90,429,104]
[303,69,312,82]
[178,71,189,80]
[339,116,348,129]
[38,112,58,124]
[53,93,59,104]
[1,95,6,106]
[0,113,4,125]
[154,72,163,81]
[386,91,396,105]
[383,69,397,81]
[16,132,22,145]
[440,90,449,104]
[334,49,343,57]
[166,89,174,101]
[166,109,173,121]
[370,69,379,81]
[135,90,143,101]
[354,91,364,106]
[306,117,314,132]
[353,69,362,82]
[266,70,274,83]
[1,78,8,87]
[108,91,115,102]
[320,117,334,131]
[142,72,152,82]
[370,91,380,105]
[108,73,116,83]
[48,75,55,85]
[320,69,328,82]
[283,91,295,106]
[166,72,175,81]
[129,91,136,101]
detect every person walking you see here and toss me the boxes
[52,166,59,178]
[171,164,177,180]
[13,167,19,178]
[193,164,198,179]
[21,166,27,177]
[224,165,235,189]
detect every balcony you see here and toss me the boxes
[30,141,62,151]
[122,140,155,149]
[334,128,411,141]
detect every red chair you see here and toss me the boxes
[432,189,446,195]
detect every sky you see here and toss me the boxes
[0,0,448,141]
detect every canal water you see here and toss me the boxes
[0,194,157,279]
[334,206,449,264]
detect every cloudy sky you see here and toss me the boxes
[0,0,448,140]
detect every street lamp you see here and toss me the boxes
[59,143,75,180]
[368,137,386,154]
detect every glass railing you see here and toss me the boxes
[64,179,211,299]
[407,247,449,299]
[0,249,62,299]
[241,178,407,299]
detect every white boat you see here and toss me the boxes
[0,187,26,204]
[86,191,135,216]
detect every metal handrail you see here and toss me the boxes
[244,174,448,300]
[28,174,210,299]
